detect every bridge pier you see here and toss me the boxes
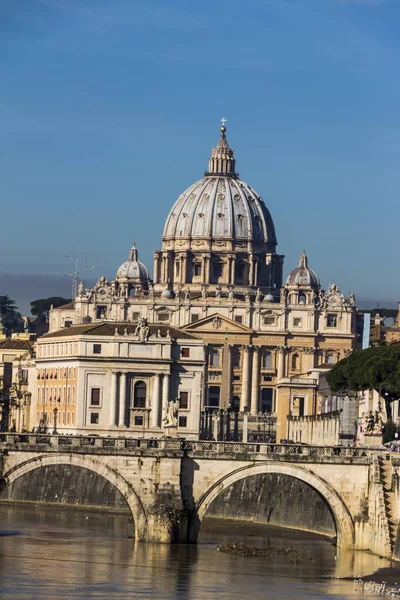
[0,435,396,557]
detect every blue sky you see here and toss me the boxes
[1,0,400,306]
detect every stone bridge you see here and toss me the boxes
[0,434,398,558]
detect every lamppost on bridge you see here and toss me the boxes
[52,407,58,435]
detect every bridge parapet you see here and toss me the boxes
[0,433,379,462]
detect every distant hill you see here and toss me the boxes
[0,273,97,316]
[0,272,398,317]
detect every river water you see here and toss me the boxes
[0,505,397,599]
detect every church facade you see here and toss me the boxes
[42,125,358,442]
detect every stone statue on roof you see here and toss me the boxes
[134,317,150,342]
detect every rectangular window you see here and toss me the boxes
[234,315,243,324]
[209,349,220,367]
[179,416,187,428]
[194,263,202,277]
[179,391,189,409]
[233,375,240,381]
[64,320,72,328]
[132,312,140,322]
[158,313,169,322]
[134,416,143,426]
[93,344,102,354]
[293,317,302,327]
[90,413,99,424]
[181,347,190,358]
[207,386,220,408]
[175,262,180,276]
[263,316,275,326]
[91,388,100,406]
[327,314,338,328]
[96,306,107,319]
[191,314,199,322]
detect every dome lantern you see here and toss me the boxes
[205,122,237,178]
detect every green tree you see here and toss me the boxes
[326,345,400,420]
[0,296,23,335]
[30,297,71,320]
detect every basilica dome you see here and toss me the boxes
[116,245,150,282]
[286,251,320,289]
[162,126,277,249]
[154,124,283,294]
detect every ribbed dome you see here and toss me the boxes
[286,251,320,288]
[163,177,276,244]
[162,127,277,247]
[116,245,150,281]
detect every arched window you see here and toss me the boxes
[232,347,241,368]
[291,353,300,371]
[134,381,146,408]
[263,351,273,369]
[298,293,306,304]
[209,348,220,367]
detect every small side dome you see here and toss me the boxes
[263,293,275,303]
[161,289,175,299]
[286,251,320,289]
[116,244,150,282]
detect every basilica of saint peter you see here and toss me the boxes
[36,124,358,442]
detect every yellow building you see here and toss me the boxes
[0,332,36,432]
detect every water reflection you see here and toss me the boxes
[0,505,394,599]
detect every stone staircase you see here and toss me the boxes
[378,455,398,551]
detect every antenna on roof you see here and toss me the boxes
[65,256,94,299]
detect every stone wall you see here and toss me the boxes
[0,464,129,511]
[206,473,336,536]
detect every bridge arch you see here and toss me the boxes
[196,463,355,548]
[0,454,148,541]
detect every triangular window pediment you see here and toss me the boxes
[183,313,253,333]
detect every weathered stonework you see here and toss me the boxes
[0,435,397,558]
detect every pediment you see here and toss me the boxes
[182,313,253,334]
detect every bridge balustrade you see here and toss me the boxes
[0,433,376,458]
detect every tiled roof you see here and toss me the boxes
[53,302,75,310]
[0,339,34,352]
[42,322,198,340]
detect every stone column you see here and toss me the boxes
[230,256,236,284]
[181,254,187,285]
[242,412,249,443]
[153,252,161,284]
[204,254,211,284]
[254,260,259,287]
[118,372,127,427]
[162,373,170,415]
[240,346,251,412]
[226,346,232,408]
[277,348,285,380]
[109,371,118,426]
[151,374,161,428]
[250,347,260,414]
[249,255,254,286]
